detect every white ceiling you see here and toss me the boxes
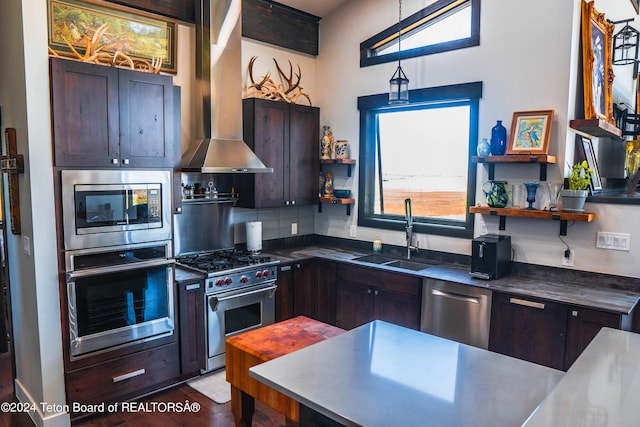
[276,0,351,18]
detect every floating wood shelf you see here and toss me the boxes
[319,196,355,215]
[469,206,596,236]
[472,154,557,181]
[569,118,622,139]
[320,158,356,177]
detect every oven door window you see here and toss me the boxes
[224,302,262,335]
[74,265,169,337]
[74,185,152,230]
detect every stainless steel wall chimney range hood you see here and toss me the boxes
[183,0,273,173]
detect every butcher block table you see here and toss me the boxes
[225,316,345,427]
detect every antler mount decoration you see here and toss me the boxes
[245,56,312,105]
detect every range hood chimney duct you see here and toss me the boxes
[184,0,273,173]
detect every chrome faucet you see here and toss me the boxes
[405,198,418,259]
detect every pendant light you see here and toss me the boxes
[389,0,409,104]
[611,18,640,75]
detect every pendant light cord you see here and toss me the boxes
[397,0,402,68]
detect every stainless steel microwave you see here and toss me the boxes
[61,170,172,250]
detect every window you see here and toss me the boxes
[357,82,482,238]
[360,0,480,67]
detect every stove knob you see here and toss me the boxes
[240,276,249,283]
[224,277,233,285]
[215,279,224,287]
[262,269,270,277]
[256,271,263,278]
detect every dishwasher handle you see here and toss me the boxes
[431,288,480,304]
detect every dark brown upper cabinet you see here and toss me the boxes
[237,98,319,208]
[50,58,175,168]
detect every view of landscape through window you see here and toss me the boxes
[374,105,470,222]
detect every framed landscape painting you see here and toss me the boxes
[580,0,614,124]
[507,110,554,155]
[47,0,177,73]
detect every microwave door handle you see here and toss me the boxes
[66,259,175,280]
[124,188,130,224]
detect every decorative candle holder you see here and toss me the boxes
[524,182,540,210]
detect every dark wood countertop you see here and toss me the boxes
[265,244,640,316]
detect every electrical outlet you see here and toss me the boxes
[562,249,574,266]
[350,225,357,237]
[291,223,298,235]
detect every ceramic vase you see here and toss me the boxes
[477,138,491,156]
[490,120,507,155]
[482,180,509,208]
[335,140,349,159]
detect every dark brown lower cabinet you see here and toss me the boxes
[66,342,180,417]
[489,291,633,371]
[335,264,421,331]
[489,292,568,370]
[177,278,205,376]
[276,259,336,325]
[564,306,626,370]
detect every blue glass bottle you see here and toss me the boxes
[490,120,507,155]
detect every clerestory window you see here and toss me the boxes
[357,82,482,238]
[360,0,480,67]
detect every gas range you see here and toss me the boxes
[176,249,279,294]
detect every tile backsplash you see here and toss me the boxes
[233,205,315,244]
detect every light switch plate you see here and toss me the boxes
[291,223,298,235]
[596,232,630,251]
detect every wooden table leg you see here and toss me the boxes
[231,385,255,427]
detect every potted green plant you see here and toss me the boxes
[560,160,593,212]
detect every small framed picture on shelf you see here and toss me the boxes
[577,134,603,192]
[507,110,554,155]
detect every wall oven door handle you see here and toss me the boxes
[66,258,175,280]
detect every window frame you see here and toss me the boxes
[356,81,482,239]
[360,0,481,68]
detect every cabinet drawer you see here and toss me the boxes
[67,342,180,408]
[336,264,420,295]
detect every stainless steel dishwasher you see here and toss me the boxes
[420,279,492,349]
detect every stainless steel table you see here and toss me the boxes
[250,320,563,427]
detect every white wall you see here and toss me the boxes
[0,1,69,426]
[311,0,640,278]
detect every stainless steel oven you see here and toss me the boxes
[175,246,278,372]
[205,267,277,371]
[61,169,172,250]
[65,241,175,359]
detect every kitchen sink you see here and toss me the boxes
[385,259,435,271]
[353,254,397,264]
[354,255,435,271]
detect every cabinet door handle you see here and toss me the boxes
[367,289,372,294]
[112,368,146,383]
[285,200,290,205]
[122,158,130,165]
[374,289,379,296]
[111,158,119,164]
[281,265,292,272]
[295,263,301,269]
[185,283,201,291]
[509,297,545,310]
[291,200,296,205]
[572,310,579,317]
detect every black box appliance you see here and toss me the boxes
[470,234,511,280]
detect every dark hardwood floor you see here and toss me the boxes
[1,350,285,427]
